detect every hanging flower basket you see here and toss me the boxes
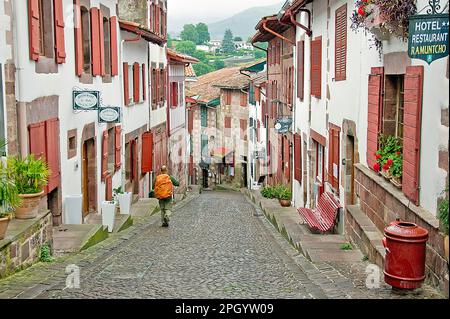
[370,25,390,41]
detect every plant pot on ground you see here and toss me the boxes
[438,190,449,262]
[276,185,292,207]
[0,215,11,240]
[7,155,49,219]
[0,159,21,239]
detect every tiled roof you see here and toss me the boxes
[186,65,253,103]
[167,48,199,64]
[119,20,165,45]
[185,64,197,79]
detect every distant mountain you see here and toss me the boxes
[207,2,283,41]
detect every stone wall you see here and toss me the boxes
[0,211,52,279]
[352,163,448,292]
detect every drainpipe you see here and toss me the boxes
[262,21,295,46]
[288,9,312,37]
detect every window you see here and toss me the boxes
[383,75,405,144]
[316,143,324,183]
[81,7,91,73]
[178,82,183,106]
[128,64,133,104]
[67,129,77,159]
[201,134,208,157]
[151,67,158,109]
[125,142,131,181]
[240,119,247,141]
[201,106,208,127]
[38,0,45,55]
[103,17,111,76]
[311,37,322,98]
[171,82,178,108]
[107,127,115,173]
[294,134,302,183]
[240,92,247,106]
[335,4,347,81]
[224,90,231,105]
[297,40,305,100]
[328,125,340,192]
[159,68,166,103]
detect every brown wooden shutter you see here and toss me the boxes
[335,4,347,81]
[297,40,304,100]
[142,63,146,100]
[141,131,153,173]
[240,119,247,140]
[105,175,112,201]
[28,0,40,61]
[402,66,424,205]
[171,82,178,108]
[366,67,384,170]
[294,133,302,182]
[328,126,340,191]
[98,10,105,76]
[90,8,101,76]
[74,0,83,76]
[133,63,140,103]
[240,92,247,106]
[53,0,66,64]
[284,136,290,180]
[29,122,46,160]
[255,86,260,103]
[123,62,129,105]
[114,125,121,171]
[45,118,61,193]
[110,17,119,76]
[101,130,108,181]
[310,37,322,98]
[225,117,231,128]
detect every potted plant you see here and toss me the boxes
[0,161,21,240]
[7,155,49,219]
[389,151,403,188]
[276,185,292,207]
[374,134,402,181]
[114,186,132,215]
[438,189,449,262]
[101,200,116,232]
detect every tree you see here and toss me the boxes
[180,24,199,44]
[196,23,210,45]
[222,29,235,55]
[233,36,243,42]
[213,59,225,70]
[193,62,214,76]
[254,49,266,60]
[175,40,196,56]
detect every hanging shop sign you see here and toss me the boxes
[274,117,293,134]
[98,107,121,123]
[408,13,449,64]
[73,91,99,110]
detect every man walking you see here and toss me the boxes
[153,165,179,227]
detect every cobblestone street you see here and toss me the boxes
[0,191,444,299]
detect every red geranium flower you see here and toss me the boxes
[386,159,394,166]
[375,154,382,160]
[358,6,365,16]
[383,163,391,171]
[396,151,401,155]
[373,163,381,172]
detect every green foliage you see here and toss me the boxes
[180,24,199,44]
[261,185,292,200]
[222,29,236,54]
[175,40,197,56]
[0,138,6,157]
[374,134,402,175]
[276,186,292,200]
[261,185,277,199]
[39,244,53,263]
[167,34,173,49]
[340,243,353,250]
[438,188,449,235]
[213,59,225,70]
[233,36,243,41]
[254,49,267,60]
[0,160,21,218]
[7,154,50,194]
[193,62,214,76]
[196,23,211,45]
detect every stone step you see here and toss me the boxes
[52,224,108,256]
[84,213,133,233]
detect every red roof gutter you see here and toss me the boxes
[262,20,295,46]
[287,8,312,37]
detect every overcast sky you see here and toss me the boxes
[168,0,283,32]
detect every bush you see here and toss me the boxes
[438,189,449,235]
[261,185,291,200]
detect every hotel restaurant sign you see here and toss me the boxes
[408,13,449,64]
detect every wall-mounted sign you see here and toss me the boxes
[408,13,449,64]
[275,117,293,134]
[98,107,121,123]
[73,91,99,110]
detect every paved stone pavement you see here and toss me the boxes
[0,191,445,299]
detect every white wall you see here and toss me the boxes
[149,42,167,129]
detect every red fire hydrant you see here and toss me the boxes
[382,221,429,290]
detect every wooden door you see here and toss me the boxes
[82,141,89,217]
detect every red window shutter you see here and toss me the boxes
[98,10,105,76]
[335,4,347,81]
[189,155,194,176]
[45,118,61,193]
[142,63,146,100]
[90,8,101,76]
[110,17,118,76]
[284,137,290,180]
[328,126,340,191]
[101,130,108,181]
[133,63,140,103]
[53,0,66,64]
[366,67,384,171]
[240,92,247,106]
[225,117,231,128]
[240,119,247,140]
[141,132,153,173]
[123,62,129,105]
[255,86,260,103]
[402,66,424,205]
[28,0,40,61]
[115,125,122,171]
[105,175,112,201]
[156,4,160,34]
[29,122,46,160]
[294,134,302,182]
[171,82,178,108]
[310,37,322,98]
[188,109,194,133]
[74,0,83,76]
[297,41,304,100]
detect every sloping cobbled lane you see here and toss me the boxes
[46,191,327,299]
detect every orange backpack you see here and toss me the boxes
[154,174,174,199]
